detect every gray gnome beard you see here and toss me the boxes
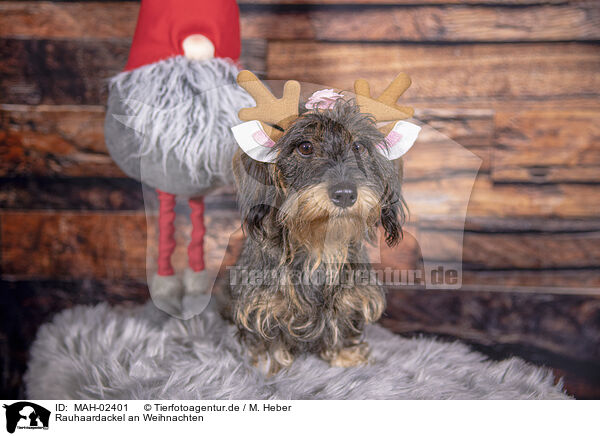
[105,56,253,197]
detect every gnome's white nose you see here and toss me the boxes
[182,34,215,60]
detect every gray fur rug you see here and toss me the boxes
[25,301,568,400]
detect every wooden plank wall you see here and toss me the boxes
[1,0,599,398]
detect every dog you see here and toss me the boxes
[222,72,419,374]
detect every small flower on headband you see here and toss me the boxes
[305,89,344,110]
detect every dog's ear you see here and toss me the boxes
[232,150,278,241]
[380,184,407,247]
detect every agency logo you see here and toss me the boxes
[3,402,50,434]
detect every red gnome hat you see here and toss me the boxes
[125,0,241,71]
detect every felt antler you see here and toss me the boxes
[354,73,414,135]
[237,70,301,142]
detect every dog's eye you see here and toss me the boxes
[297,142,314,156]
[352,143,364,153]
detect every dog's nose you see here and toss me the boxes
[329,181,357,208]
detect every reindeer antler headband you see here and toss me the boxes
[231,70,421,163]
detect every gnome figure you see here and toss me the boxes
[104,0,252,316]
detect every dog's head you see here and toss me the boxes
[232,72,419,258]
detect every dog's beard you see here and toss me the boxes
[277,182,381,269]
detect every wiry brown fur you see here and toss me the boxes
[223,98,405,373]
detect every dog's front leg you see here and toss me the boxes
[321,283,385,367]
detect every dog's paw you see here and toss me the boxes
[326,343,370,368]
[251,345,294,376]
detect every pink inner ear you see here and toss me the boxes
[252,130,275,148]
[377,130,404,149]
[387,130,404,144]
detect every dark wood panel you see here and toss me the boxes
[240,0,584,4]
[405,176,600,218]
[1,211,148,279]
[240,39,268,76]
[0,177,238,211]
[419,216,600,234]
[0,0,581,4]
[0,177,144,210]
[0,210,242,280]
[383,287,600,399]
[2,2,598,42]
[466,177,600,218]
[242,5,600,42]
[0,38,266,105]
[267,42,600,104]
[407,98,600,112]
[416,219,600,282]
[383,287,600,366]
[492,166,600,184]
[412,220,600,271]
[414,109,493,173]
[385,226,600,273]
[0,38,129,105]
[0,105,123,177]
[462,230,600,269]
[417,109,494,149]
[493,110,600,183]
[0,1,138,39]
[462,270,600,291]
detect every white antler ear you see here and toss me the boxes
[377,120,421,160]
[231,120,277,163]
